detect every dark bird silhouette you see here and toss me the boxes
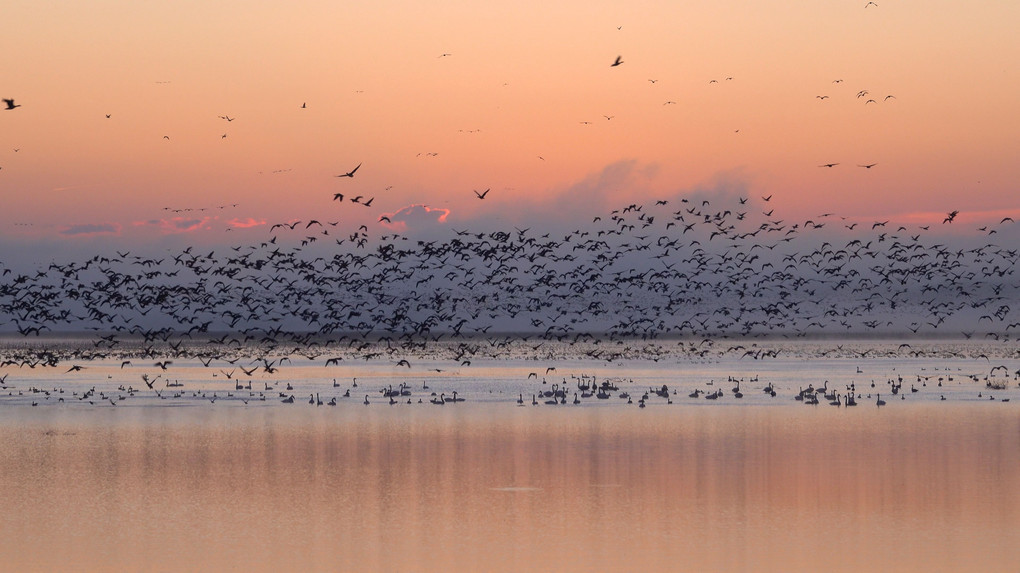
[611,55,623,67]
[3,99,20,110]
[943,210,959,224]
[336,163,362,178]
[474,188,490,199]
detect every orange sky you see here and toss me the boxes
[1,0,1018,247]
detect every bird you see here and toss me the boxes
[611,55,623,67]
[943,210,959,224]
[474,188,490,199]
[336,163,362,178]
[819,163,839,168]
[3,99,20,110]
[857,163,877,169]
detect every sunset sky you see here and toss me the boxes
[2,0,1018,255]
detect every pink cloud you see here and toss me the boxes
[133,217,214,234]
[228,217,267,229]
[380,204,450,232]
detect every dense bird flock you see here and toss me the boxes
[2,194,1019,362]
[3,192,1020,410]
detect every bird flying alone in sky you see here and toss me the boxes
[336,163,362,178]
[3,99,21,110]
[611,56,623,67]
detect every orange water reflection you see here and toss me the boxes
[1,404,1018,572]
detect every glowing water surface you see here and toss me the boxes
[2,395,1018,572]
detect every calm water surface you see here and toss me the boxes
[2,399,1018,572]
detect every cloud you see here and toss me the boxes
[133,217,213,234]
[228,217,267,229]
[59,223,121,237]
[461,159,693,233]
[380,204,450,232]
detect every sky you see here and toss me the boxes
[1,0,1019,258]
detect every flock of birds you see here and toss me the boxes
[1,185,1019,408]
[2,5,1017,409]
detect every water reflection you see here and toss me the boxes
[1,405,1018,572]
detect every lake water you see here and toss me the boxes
[1,345,1019,571]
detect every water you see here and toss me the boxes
[1,344,1019,571]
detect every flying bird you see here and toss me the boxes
[858,163,877,169]
[474,188,490,199]
[336,163,362,178]
[943,210,959,224]
[819,163,839,168]
[611,55,623,67]
[3,99,20,110]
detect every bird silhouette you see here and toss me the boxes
[336,163,362,178]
